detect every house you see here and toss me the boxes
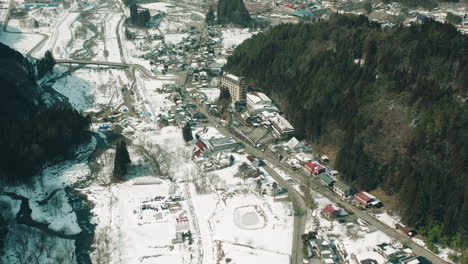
[309,237,338,264]
[285,137,306,150]
[318,173,335,187]
[193,141,209,158]
[352,191,383,208]
[388,255,420,264]
[247,155,260,168]
[376,243,400,258]
[333,181,353,199]
[207,61,223,74]
[270,114,294,138]
[236,163,258,179]
[175,216,190,232]
[322,204,339,219]
[263,182,282,196]
[304,161,326,175]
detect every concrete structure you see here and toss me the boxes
[207,137,241,153]
[246,92,271,107]
[221,73,246,104]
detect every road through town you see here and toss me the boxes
[185,95,449,264]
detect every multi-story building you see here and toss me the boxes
[221,73,246,104]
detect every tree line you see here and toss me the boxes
[225,15,467,252]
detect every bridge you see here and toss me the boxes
[55,59,130,68]
[55,59,161,80]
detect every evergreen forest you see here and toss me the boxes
[225,15,468,252]
[0,43,91,184]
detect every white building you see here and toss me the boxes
[246,92,279,115]
[221,73,246,104]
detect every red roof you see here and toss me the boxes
[322,204,338,214]
[304,161,325,174]
[195,141,208,152]
[193,149,202,158]
[304,161,318,171]
[247,155,256,162]
[355,191,374,202]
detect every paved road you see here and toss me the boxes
[263,165,306,264]
[184,94,448,264]
[2,0,14,31]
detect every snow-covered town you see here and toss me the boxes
[0,0,466,263]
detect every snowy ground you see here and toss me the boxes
[50,67,128,112]
[221,28,256,50]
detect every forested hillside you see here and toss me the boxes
[226,15,467,252]
[0,43,91,184]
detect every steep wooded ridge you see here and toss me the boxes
[0,43,91,183]
[226,15,467,251]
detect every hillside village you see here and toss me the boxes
[0,0,465,263]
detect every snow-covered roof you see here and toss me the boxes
[270,115,294,134]
[247,92,271,105]
[224,73,239,81]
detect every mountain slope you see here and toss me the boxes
[0,43,91,183]
[225,15,468,251]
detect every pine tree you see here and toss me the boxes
[113,138,131,181]
[205,6,215,26]
[182,123,193,142]
[217,0,251,27]
[37,50,56,78]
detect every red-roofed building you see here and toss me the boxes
[352,191,382,208]
[304,161,326,175]
[247,155,260,167]
[322,204,339,219]
[193,141,208,158]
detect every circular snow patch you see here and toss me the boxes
[233,205,266,230]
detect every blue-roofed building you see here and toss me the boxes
[292,10,317,19]
[318,173,335,187]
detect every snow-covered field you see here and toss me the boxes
[45,12,80,58]
[50,67,128,112]
[222,28,256,49]
[88,181,189,264]
[0,27,44,54]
